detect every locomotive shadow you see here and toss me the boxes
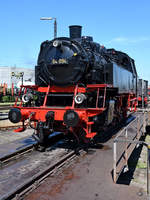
[45,121,125,154]
[45,115,136,154]
[93,115,136,144]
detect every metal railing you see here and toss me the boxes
[113,112,150,194]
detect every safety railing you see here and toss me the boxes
[113,112,150,194]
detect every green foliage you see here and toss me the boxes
[9,96,15,102]
[136,161,147,169]
[2,95,15,102]
[33,95,38,101]
[2,96,10,102]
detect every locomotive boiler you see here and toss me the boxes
[8,25,139,148]
[35,25,137,90]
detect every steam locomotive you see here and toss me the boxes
[8,25,147,147]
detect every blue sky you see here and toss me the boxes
[0,0,150,82]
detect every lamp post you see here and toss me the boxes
[11,72,24,85]
[40,17,57,38]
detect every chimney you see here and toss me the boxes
[69,25,82,39]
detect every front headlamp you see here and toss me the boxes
[74,93,86,104]
[22,93,33,103]
[53,40,62,47]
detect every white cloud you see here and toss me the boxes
[111,37,128,42]
[107,36,150,45]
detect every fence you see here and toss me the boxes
[0,83,14,96]
[113,112,150,194]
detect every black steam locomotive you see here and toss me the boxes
[35,25,137,91]
[8,25,147,148]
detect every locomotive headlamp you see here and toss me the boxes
[63,110,79,127]
[8,108,22,123]
[74,93,86,104]
[22,93,33,103]
[53,40,61,47]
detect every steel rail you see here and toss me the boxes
[0,144,35,167]
[0,125,23,130]
[0,150,82,200]
[0,106,11,111]
[0,117,8,121]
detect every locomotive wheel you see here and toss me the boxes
[78,128,91,144]
[67,128,91,153]
[36,134,50,151]
[76,128,91,152]
[32,129,49,151]
[70,127,90,144]
[37,145,46,152]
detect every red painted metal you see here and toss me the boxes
[71,84,78,108]
[11,83,14,96]
[14,127,26,132]
[43,85,50,107]
[3,83,6,96]
[103,86,106,108]
[144,97,148,104]
[127,94,137,112]
[137,96,148,107]
[138,97,142,101]
[96,88,100,108]
[13,83,137,140]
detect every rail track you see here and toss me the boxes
[0,112,145,200]
[0,124,23,131]
[0,149,83,200]
[0,144,35,168]
[0,112,8,120]
[0,105,11,111]
[0,116,23,130]
[22,113,146,200]
[0,128,82,200]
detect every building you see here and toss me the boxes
[0,66,35,88]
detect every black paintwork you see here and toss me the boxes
[8,108,22,123]
[35,25,138,94]
[137,79,148,97]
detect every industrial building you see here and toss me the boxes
[0,66,35,88]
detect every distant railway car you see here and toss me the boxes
[8,25,147,148]
[148,87,150,97]
[137,79,148,107]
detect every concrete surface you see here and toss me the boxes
[25,140,146,200]
[0,128,34,157]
